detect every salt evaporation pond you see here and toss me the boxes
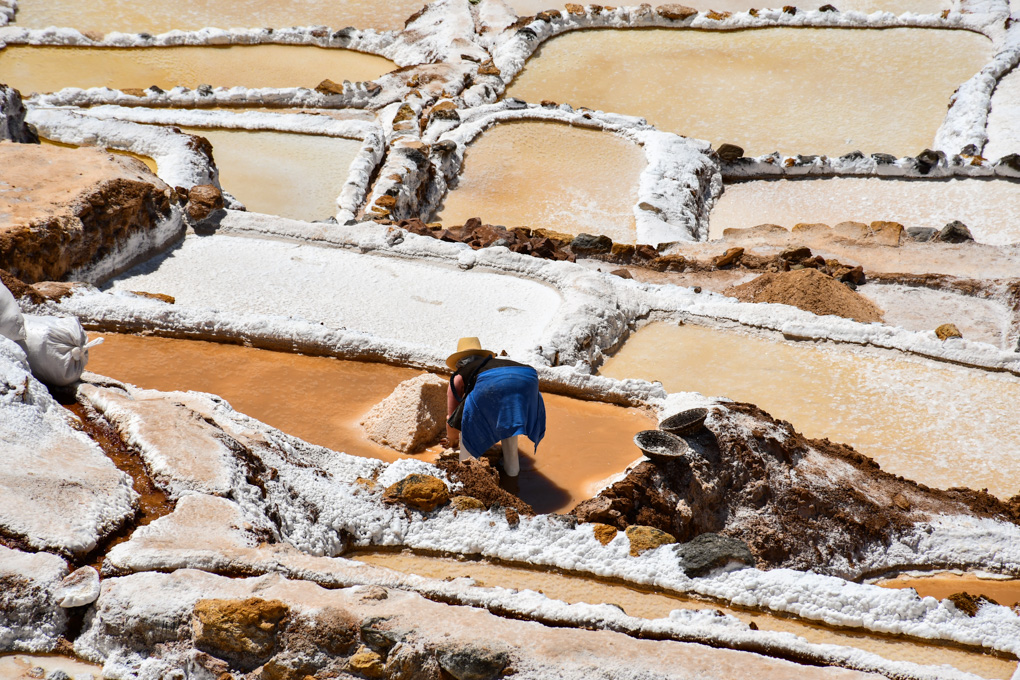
[0,654,106,680]
[354,551,1018,679]
[0,44,395,94]
[709,177,1020,245]
[107,233,562,358]
[436,121,644,242]
[10,0,428,33]
[506,28,990,157]
[87,334,655,513]
[178,127,361,221]
[879,572,1020,608]
[986,68,1020,160]
[601,323,1020,499]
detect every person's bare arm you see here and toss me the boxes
[444,375,465,446]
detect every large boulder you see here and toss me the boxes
[361,373,448,453]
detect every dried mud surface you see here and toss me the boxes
[572,402,1020,573]
[0,142,174,283]
[725,268,884,323]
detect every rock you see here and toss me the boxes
[906,226,938,242]
[1,85,40,143]
[656,3,698,20]
[915,148,941,174]
[569,233,613,254]
[832,221,868,240]
[315,78,346,95]
[591,523,619,545]
[30,281,81,302]
[185,184,223,223]
[625,525,676,556]
[56,566,100,608]
[868,221,903,246]
[819,3,838,10]
[45,672,70,680]
[360,616,402,653]
[392,104,416,125]
[375,194,398,209]
[450,495,487,513]
[383,474,450,512]
[892,493,911,511]
[871,153,897,165]
[565,3,586,13]
[780,246,811,262]
[996,153,1020,173]
[349,645,386,678]
[935,323,962,340]
[647,254,686,272]
[609,268,633,279]
[936,220,974,244]
[129,290,175,304]
[429,100,459,121]
[715,247,744,268]
[361,374,448,453]
[504,507,520,527]
[0,143,175,283]
[674,533,755,577]
[791,222,830,234]
[192,597,289,671]
[436,643,510,680]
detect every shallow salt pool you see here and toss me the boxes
[0,44,395,94]
[353,551,1017,678]
[178,127,361,221]
[0,654,106,680]
[709,177,1020,245]
[106,233,563,359]
[87,334,655,513]
[435,121,644,242]
[10,0,428,33]
[878,572,1020,608]
[504,0,950,14]
[506,28,991,157]
[41,135,159,175]
[600,322,1020,500]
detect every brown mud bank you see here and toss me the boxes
[572,401,1020,574]
[0,141,179,283]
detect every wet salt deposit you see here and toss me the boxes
[87,334,655,513]
[178,126,362,221]
[506,28,991,157]
[436,121,644,241]
[10,0,428,33]
[878,572,1020,607]
[986,68,1020,161]
[104,233,562,357]
[354,551,1019,679]
[0,44,395,94]
[710,178,1020,245]
[601,322,1020,499]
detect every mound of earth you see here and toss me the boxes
[725,268,884,323]
[435,458,535,516]
[571,401,1019,574]
[0,141,176,283]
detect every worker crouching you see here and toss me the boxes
[444,337,546,478]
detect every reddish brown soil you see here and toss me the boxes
[571,402,1020,574]
[436,458,535,516]
[725,268,884,323]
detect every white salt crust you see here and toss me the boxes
[0,545,68,653]
[69,105,386,222]
[74,375,1020,665]
[0,337,137,558]
[36,210,1020,381]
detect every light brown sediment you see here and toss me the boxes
[507,28,991,157]
[878,573,1020,607]
[0,45,395,95]
[436,121,645,242]
[41,136,159,175]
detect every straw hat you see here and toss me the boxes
[446,337,494,370]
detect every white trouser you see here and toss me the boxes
[458,436,520,477]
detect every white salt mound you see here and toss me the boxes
[361,373,447,454]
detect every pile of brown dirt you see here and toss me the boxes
[725,268,884,323]
[435,458,534,516]
[570,401,1019,575]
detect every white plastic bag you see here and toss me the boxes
[0,281,25,342]
[22,315,103,386]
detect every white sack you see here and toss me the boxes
[0,281,26,342]
[22,314,103,386]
